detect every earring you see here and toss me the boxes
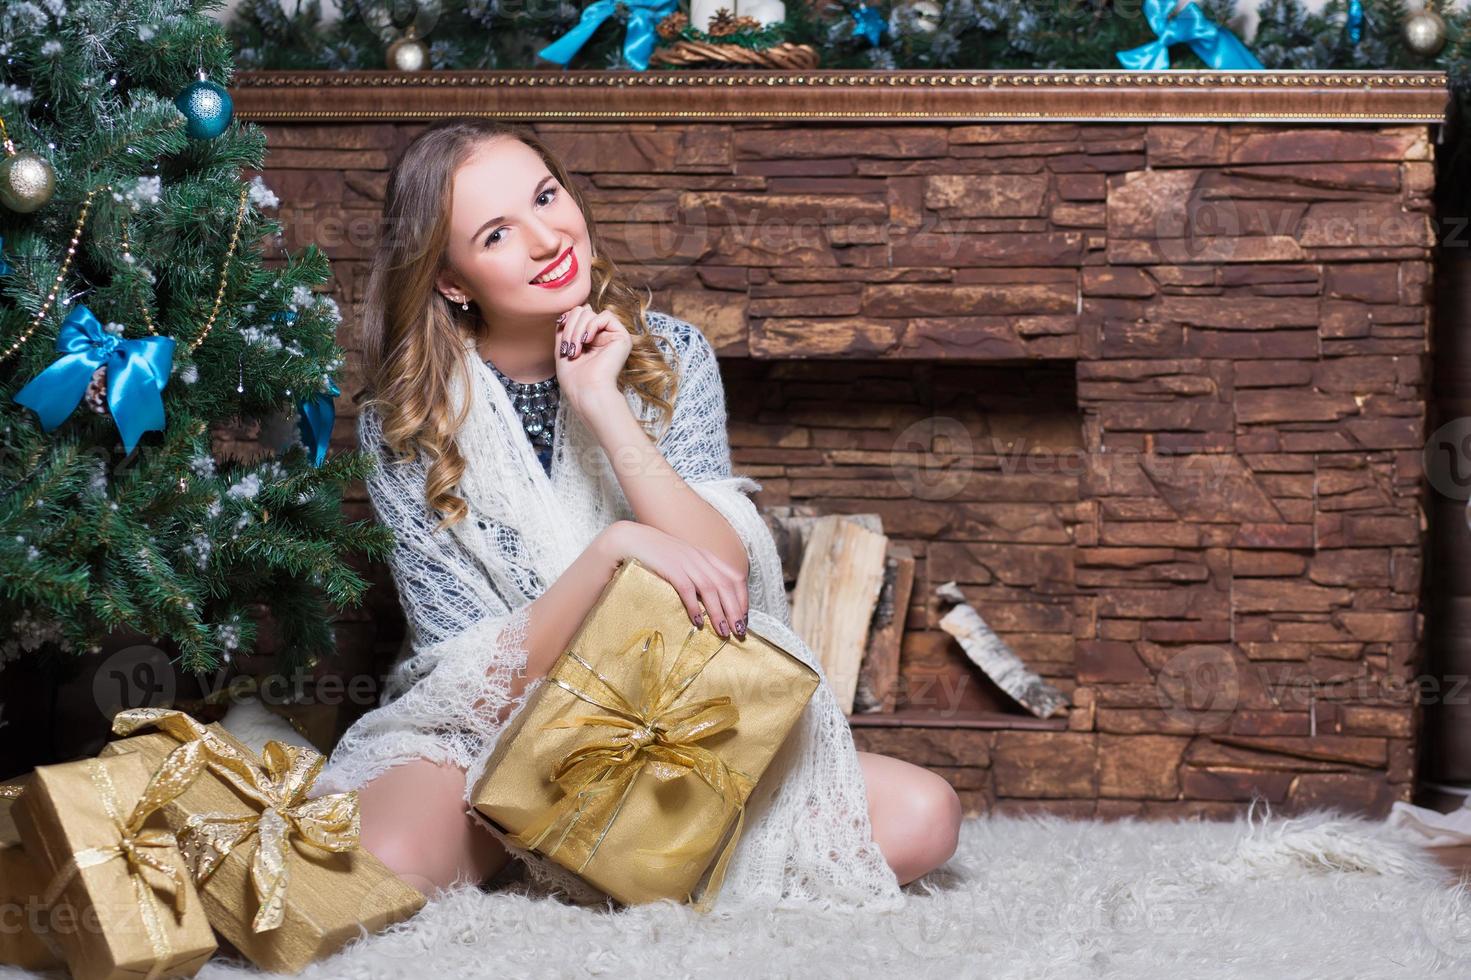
[460,300,470,311]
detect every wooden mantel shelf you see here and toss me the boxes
[231,69,1450,125]
[848,710,1067,730]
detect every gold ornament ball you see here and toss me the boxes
[0,150,56,213]
[1402,9,1447,57]
[386,35,430,71]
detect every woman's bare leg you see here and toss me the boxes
[856,750,963,885]
[356,757,512,896]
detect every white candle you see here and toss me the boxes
[737,0,786,26]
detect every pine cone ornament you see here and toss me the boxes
[657,11,689,38]
[708,7,739,34]
[84,365,110,416]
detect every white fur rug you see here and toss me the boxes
[5,802,1469,979]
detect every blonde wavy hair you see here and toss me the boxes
[356,120,678,531]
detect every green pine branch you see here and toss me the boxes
[0,0,394,681]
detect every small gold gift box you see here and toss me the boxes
[100,709,427,976]
[10,752,217,980]
[472,557,820,912]
[0,778,62,970]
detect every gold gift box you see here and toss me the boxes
[472,557,820,911]
[100,717,426,976]
[10,753,217,980]
[0,777,62,971]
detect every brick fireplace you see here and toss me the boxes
[234,69,1446,820]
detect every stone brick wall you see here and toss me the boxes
[250,115,1432,821]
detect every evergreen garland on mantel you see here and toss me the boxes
[226,0,1471,215]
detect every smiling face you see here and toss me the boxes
[434,136,592,335]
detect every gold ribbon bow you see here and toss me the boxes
[511,626,757,913]
[40,746,211,980]
[111,707,361,933]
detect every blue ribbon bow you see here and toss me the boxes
[14,305,174,455]
[537,0,678,71]
[852,3,886,46]
[297,378,339,467]
[0,235,11,277]
[1116,0,1263,70]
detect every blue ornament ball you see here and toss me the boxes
[174,78,233,140]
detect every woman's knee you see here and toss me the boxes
[861,752,964,882]
[918,771,963,867]
[362,821,447,895]
[356,758,504,894]
[892,769,962,881]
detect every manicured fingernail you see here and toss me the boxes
[693,612,704,627]
[734,619,746,638]
[717,620,728,637]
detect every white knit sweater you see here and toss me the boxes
[314,311,904,913]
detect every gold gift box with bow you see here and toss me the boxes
[0,778,62,971]
[10,752,217,980]
[99,709,426,976]
[472,557,820,912]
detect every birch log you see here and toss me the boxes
[790,515,889,714]
[935,581,1068,719]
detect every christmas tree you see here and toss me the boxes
[0,0,393,687]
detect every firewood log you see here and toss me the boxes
[935,581,1068,719]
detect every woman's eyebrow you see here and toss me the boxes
[470,174,556,242]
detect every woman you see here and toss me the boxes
[312,118,962,911]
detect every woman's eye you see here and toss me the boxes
[482,187,558,249]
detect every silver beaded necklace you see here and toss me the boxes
[485,357,559,469]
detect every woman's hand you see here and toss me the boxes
[600,520,749,641]
[556,304,632,415]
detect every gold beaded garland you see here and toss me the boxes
[0,175,251,365]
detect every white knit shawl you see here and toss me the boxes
[314,311,904,913]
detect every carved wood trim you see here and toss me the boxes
[232,70,1450,124]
